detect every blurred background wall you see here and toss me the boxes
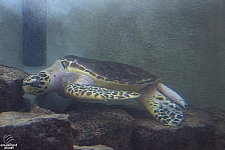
[0,0,224,109]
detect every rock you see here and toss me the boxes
[67,102,134,150]
[73,144,114,150]
[0,65,29,112]
[65,103,222,150]
[0,109,73,150]
[29,104,55,115]
[206,108,225,149]
[129,107,216,150]
[0,100,224,150]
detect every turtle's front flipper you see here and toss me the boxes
[137,85,184,126]
[65,83,141,101]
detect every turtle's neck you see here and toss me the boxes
[43,60,64,93]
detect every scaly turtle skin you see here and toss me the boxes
[23,55,187,126]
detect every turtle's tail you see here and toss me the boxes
[137,85,184,126]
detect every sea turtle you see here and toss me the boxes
[23,55,187,126]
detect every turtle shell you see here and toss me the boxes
[60,55,159,91]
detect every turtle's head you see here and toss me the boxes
[23,71,52,95]
[23,60,64,96]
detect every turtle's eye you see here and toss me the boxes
[30,79,40,87]
[23,74,41,87]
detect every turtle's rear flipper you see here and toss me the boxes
[65,83,141,101]
[137,85,184,126]
[155,82,187,108]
